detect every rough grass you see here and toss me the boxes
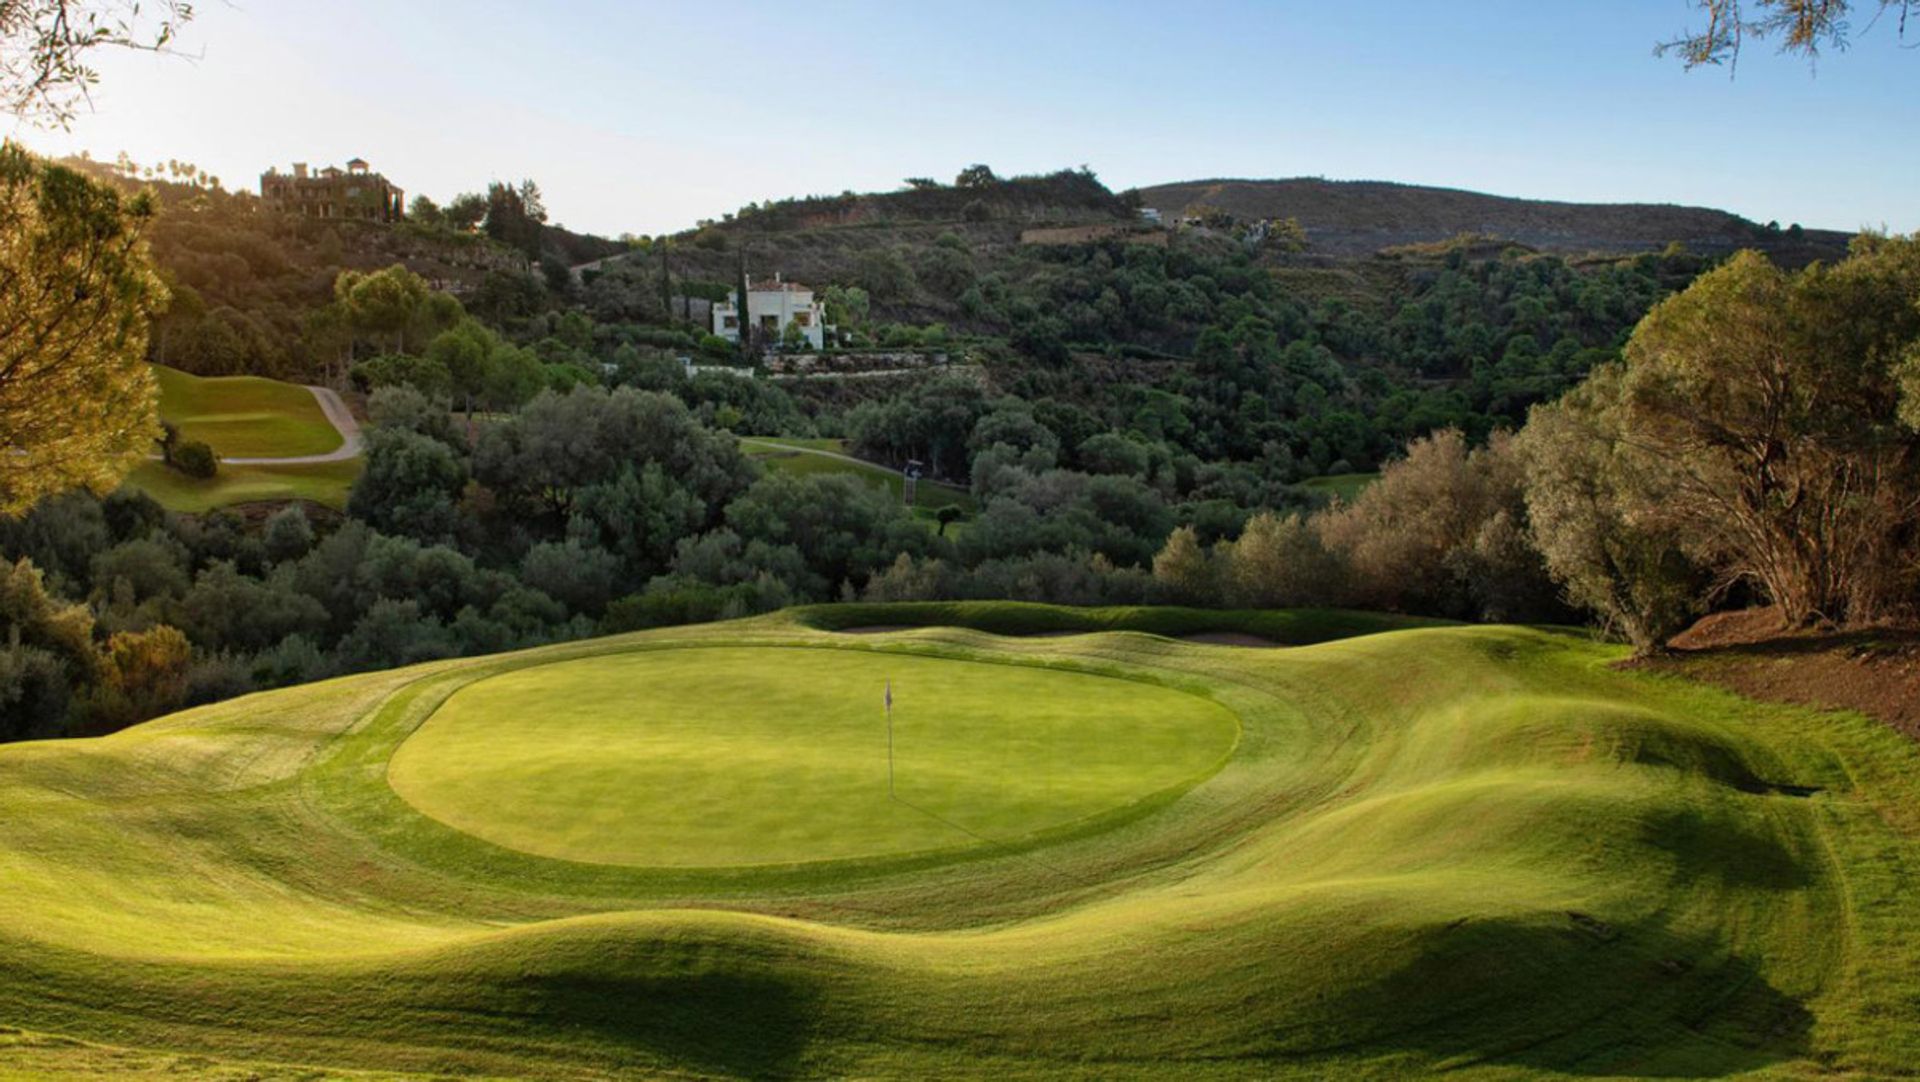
[155,365,342,457]
[4,603,1920,1079]
[121,457,362,512]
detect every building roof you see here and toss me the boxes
[747,278,813,294]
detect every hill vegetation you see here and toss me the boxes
[1131,176,1854,262]
[2,606,1918,1078]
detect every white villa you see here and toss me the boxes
[713,274,828,350]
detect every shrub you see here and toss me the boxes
[171,440,218,479]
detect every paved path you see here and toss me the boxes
[218,386,364,465]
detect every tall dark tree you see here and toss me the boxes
[482,179,548,259]
[734,248,753,359]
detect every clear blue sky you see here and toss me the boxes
[13,1,1916,238]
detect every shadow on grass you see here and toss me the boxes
[1295,914,1814,1078]
[499,970,815,1078]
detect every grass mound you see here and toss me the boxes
[2,604,1919,1078]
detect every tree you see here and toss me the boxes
[820,282,869,323]
[426,319,499,418]
[1658,1,1915,69]
[955,163,998,189]
[1519,369,1704,655]
[483,179,548,258]
[734,250,754,358]
[1221,511,1344,609]
[443,191,487,231]
[261,504,315,564]
[1152,525,1218,604]
[95,623,190,726]
[170,439,217,478]
[348,428,469,544]
[333,264,451,355]
[780,318,808,351]
[1603,245,1920,625]
[935,505,965,538]
[407,194,443,227]
[0,143,168,514]
[657,239,674,322]
[0,0,194,128]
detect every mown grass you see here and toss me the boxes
[122,457,362,512]
[2,602,1919,1079]
[1300,471,1379,503]
[390,645,1236,866]
[155,365,342,458]
[742,435,978,515]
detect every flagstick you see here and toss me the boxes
[886,687,895,799]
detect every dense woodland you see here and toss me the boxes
[5,157,1919,742]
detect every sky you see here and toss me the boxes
[12,1,1917,238]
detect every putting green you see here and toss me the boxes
[388,646,1240,867]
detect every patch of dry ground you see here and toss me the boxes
[1638,608,1920,741]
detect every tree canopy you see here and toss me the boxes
[0,142,168,515]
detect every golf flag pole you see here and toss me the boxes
[885,679,894,798]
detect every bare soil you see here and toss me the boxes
[1634,608,1920,742]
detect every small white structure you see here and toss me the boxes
[713,274,828,350]
[1138,207,1163,225]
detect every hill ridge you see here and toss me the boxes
[1131,175,1852,260]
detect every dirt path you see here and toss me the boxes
[219,386,364,465]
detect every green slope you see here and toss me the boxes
[121,457,361,512]
[2,604,1919,1079]
[154,365,343,458]
[742,436,979,514]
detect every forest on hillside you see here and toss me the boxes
[7,155,1919,743]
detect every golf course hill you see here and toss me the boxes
[4,602,1920,1079]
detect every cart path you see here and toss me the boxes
[218,386,364,465]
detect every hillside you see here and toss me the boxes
[60,157,622,383]
[3,604,1919,1078]
[1131,177,1854,262]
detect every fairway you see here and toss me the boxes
[390,647,1238,866]
[742,436,979,514]
[122,456,361,511]
[4,604,1920,1079]
[155,365,343,458]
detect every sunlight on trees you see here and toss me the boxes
[0,142,167,514]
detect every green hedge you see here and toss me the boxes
[787,601,1447,644]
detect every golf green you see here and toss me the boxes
[387,646,1240,867]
